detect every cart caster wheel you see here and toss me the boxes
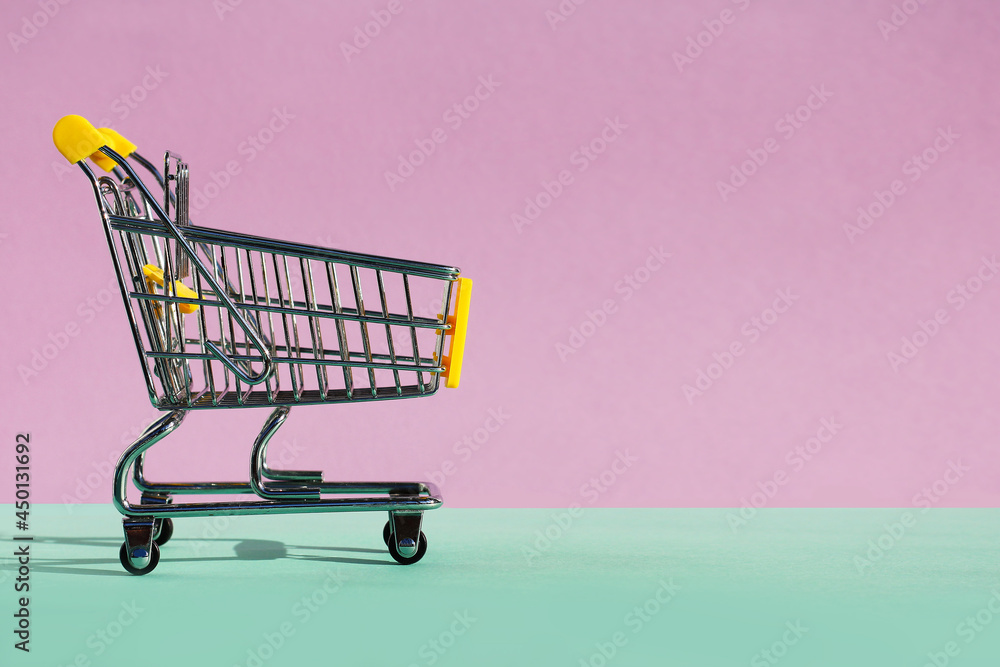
[119,541,160,575]
[154,518,173,547]
[382,520,392,546]
[387,531,427,565]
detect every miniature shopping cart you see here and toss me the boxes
[52,115,471,574]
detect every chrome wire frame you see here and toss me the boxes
[75,146,456,563]
[114,408,442,518]
[89,146,460,408]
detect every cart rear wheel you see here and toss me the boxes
[382,520,392,546]
[387,531,427,565]
[119,541,160,575]
[154,518,173,546]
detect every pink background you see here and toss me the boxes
[2,0,999,508]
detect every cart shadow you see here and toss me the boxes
[7,536,394,576]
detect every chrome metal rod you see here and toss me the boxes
[98,146,274,384]
[119,411,442,515]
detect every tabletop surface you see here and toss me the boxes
[3,505,999,666]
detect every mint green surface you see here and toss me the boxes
[2,506,999,665]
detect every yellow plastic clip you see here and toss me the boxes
[142,265,200,314]
[52,115,107,165]
[440,277,472,389]
[90,127,137,172]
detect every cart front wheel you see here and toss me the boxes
[154,518,173,546]
[387,531,427,565]
[382,520,392,546]
[119,541,160,575]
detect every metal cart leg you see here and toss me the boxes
[114,410,186,575]
[141,492,173,546]
[114,410,187,518]
[248,407,322,499]
[112,407,440,573]
[256,407,323,484]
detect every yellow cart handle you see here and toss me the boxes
[53,115,107,164]
[441,277,472,389]
[92,127,137,171]
[52,115,137,172]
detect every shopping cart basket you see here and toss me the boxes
[52,115,472,574]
